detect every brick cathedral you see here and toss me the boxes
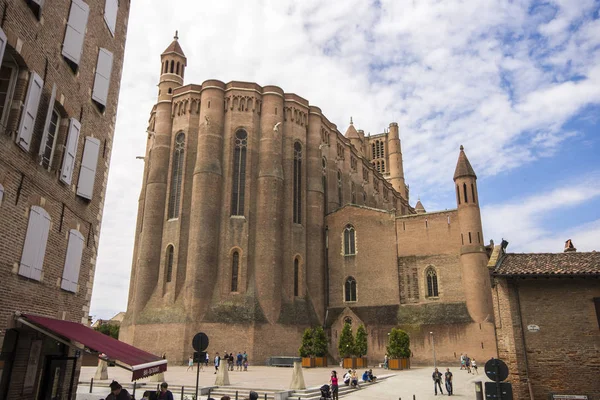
[120,36,497,365]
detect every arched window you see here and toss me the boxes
[231,130,248,216]
[344,276,357,302]
[379,141,385,158]
[231,251,240,292]
[165,245,174,283]
[294,257,299,297]
[293,142,302,224]
[337,170,342,207]
[170,60,174,73]
[343,225,356,255]
[381,160,385,173]
[456,185,461,205]
[471,183,476,204]
[168,132,185,219]
[463,183,468,203]
[372,143,376,159]
[176,62,180,75]
[426,268,439,297]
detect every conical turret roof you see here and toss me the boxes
[162,31,186,58]
[453,145,477,180]
[415,199,426,214]
[345,117,360,139]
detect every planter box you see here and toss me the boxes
[388,358,410,370]
[342,358,357,369]
[302,357,315,368]
[314,357,327,367]
[355,357,368,368]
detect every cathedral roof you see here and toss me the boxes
[162,32,186,58]
[345,117,361,139]
[453,145,477,180]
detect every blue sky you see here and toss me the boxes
[90,0,600,319]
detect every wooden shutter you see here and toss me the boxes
[19,206,51,281]
[60,118,81,185]
[76,136,100,199]
[38,83,57,158]
[61,229,84,292]
[92,48,113,107]
[62,0,89,65]
[0,27,7,66]
[104,0,118,36]
[16,72,44,151]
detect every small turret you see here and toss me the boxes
[415,199,426,214]
[345,117,364,156]
[387,122,407,201]
[158,32,186,101]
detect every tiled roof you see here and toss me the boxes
[453,145,477,180]
[493,252,600,276]
[162,39,185,57]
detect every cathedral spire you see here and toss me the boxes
[453,145,477,181]
[162,32,186,58]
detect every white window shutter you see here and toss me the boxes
[0,183,4,206]
[76,137,100,199]
[0,27,7,67]
[92,48,113,107]
[62,0,89,66]
[104,0,118,36]
[60,118,81,185]
[61,229,84,292]
[19,206,51,281]
[38,83,57,157]
[16,72,44,151]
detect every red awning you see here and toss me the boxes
[18,313,167,380]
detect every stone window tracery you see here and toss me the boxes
[426,267,439,297]
[344,276,357,302]
[343,225,356,256]
[231,130,248,216]
[168,132,185,219]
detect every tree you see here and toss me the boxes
[312,326,328,357]
[355,324,368,357]
[299,327,314,357]
[94,323,119,340]
[386,328,410,358]
[338,322,355,358]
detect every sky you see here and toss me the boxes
[90,0,600,320]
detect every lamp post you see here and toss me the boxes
[430,331,436,369]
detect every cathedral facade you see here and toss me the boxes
[120,37,496,365]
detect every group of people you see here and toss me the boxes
[105,381,174,400]
[327,368,377,400]
[431,368,453,396]
[187,351,249,373]
[459,353,478,374]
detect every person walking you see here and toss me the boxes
[243,351,248,371]
[384,354,389,369]
[460,353,465,370]
[472,358,478,374]
[205,351,210,367]
[445,368,453,396]
[187,355,194,372]
[214,352,221,374]
[432,368,444,395]
[465,355,472,374]
[330,370,339,400]
[236,351,243,371]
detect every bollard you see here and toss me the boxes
[413,395,416,400]
[181,386,184,399]
[236,390,238,400]
[264,394,267,400]
[89,378,93,393]
[208,388,211,398]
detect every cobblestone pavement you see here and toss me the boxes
[77,364,490,399]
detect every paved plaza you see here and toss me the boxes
[77,364,491,399]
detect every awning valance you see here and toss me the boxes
[17,313,167,380]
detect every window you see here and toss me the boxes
[343,225,356,255]
[16,71,44,151]
[25,0,44,19]
[294,258,299,297]
[76,137,101,200]
[231,251,240,292]
[344,277,357,302]
[426,268,439,297]
[594,298,600,329]
[379,140,385,158]
[165,245,174,283]
[39,84,58,169]
[60,118,81,185]
[0,55,17,130]
[62,0,90,69]
[372,143,376,159]
[92,48,114,109]
[293,142,302,224]
[337,170,342,207]
[456,185,461,205]
[168,132,185,219]
[61,229,84,292]
[381,160,385,173]
[231,130,247,216]
[0,183,4,206]
[471,183,476,204]
[104,0,118,36]
[463,183,468,203]
[19,206,51,281]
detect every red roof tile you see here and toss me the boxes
[493,252,600,276]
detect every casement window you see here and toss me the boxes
[19,206,51,281]
[168,132,185,219]
[60,118,81,185]
[104,0,118,36]
[16,72,44,151]
[61,229,84,292]
[76,137,100,199]
[231,130,247,216]
[231,251,239,292]
[344,277,357,302]
[426,267,439,297]
[0,60,18,130]
[0,27,7,67]
[293,142,302,224]
[343,225,356,256]
[0,183,4,206]
[92,48,113,109]
[62,0,89,69]
[39,84,58,169]
[25,0,44,19]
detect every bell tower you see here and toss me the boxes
[159,31,186,101]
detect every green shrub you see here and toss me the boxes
[299,328,314,357]
[386,328,410,358]
[338,323,355,358]
[94,324,119,340]
[355,324,368,357]
[312,326,328,357]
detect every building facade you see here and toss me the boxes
[0,0,129,398]
[121,37,497,365]
[490,243,600,400]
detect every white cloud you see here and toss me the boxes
[90,0,600,319]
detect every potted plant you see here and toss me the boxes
[386,328,411,370]
[355,324,368,368]
[338,322,356,369]
[313,326,328,367]
[299,328,315,368]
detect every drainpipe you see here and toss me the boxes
[514,280,535,400]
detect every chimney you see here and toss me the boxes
[564,239,577,253]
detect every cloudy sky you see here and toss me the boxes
[90,0,600,319]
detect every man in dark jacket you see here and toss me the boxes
[157,382,174,400]
[106,381,132,400]
[432,368,444,395]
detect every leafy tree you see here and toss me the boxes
[299,327,314,357]
[338,322,355,358]
[386,328,410,358]
[355,324,368,357]
[94,323,120,340]
[312,326,328,357]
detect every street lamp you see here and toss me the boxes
[430,331,436,369]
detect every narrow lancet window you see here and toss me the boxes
[168,132,185,219]
[231,251,240,292]
[293,142,302,223]
[294,258,299,296]
[344,225,356,255]
[426,268,439,297]
[345,276,357,302]
[165,245,174,283]
[231,130,248,216]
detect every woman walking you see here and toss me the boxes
[330,370,339,400]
